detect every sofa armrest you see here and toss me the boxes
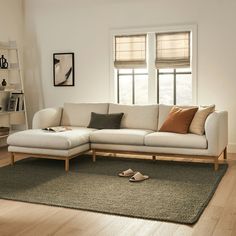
[32,107,63,129]
[205,111,228,156]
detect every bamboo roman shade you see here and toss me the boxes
[114,34,147,69]
[155,31,190,69]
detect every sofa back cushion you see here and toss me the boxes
[158,104,173,130]
[108,103,158,131]
[61,103,109,127]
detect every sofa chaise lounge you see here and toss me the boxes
[7,103,228,171]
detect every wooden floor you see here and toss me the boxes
[0,148,236,236]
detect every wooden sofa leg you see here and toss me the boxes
[92,150,96,162]
[10,153,15,165]
[224,147,227,160]
[65,158,69,172]
[214,157,219,171]
[152,155,156,161]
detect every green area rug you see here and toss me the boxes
[0,155,227,224]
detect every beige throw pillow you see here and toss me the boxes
[189,105,215,135]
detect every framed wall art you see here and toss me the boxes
[53,52,74,86]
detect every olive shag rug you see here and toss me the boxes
[0,155,227,224]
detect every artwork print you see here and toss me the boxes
[53,53,74,86]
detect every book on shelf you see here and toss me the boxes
[8,96,17,111]
[0,127,9,136]
[7,92,24,111]
[42,126,72,132]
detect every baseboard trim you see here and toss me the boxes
[228,143,236,154]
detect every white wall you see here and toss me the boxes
[0,0,24,85]
[23,0,236,152]
[0,0,24,137]
[0,0,23,43]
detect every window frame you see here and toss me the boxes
[109,24,198,105]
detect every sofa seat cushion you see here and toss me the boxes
[145,132,207,149]
[7,127,96,150]
[90,129,153,146]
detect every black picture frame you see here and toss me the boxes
[53,52,74,86]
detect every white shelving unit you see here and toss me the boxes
[0,40,28,146]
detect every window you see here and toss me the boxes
[117,69,148,104]
[157,68,192,105]
[156,32,192,105]
[112,27,195,105]
[114,34,148,105]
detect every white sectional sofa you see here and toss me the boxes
[7,103,228,171]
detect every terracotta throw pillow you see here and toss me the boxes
[189,105,215,135]
[159,107,198,134]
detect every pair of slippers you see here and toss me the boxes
[118,168,149,182]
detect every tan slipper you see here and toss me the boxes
[118,168,136,177]
[129,172,149,182]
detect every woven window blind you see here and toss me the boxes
[156,31,190,69]
[114,34,147,69]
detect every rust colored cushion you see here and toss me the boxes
[159,107,198,134]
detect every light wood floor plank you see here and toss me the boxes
[231,221,236,236]
[210,165,236,207]
[212,207,236,235]
[154,222,180,236]
[18,207,78,236]
[192,218,219,236]
[0,203,56,235]
[174,225,193,236]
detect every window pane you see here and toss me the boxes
[134,68,148,74]
[159,68,174,73]
[159,74,174,104]
[118,75,132,104]
[118,69,132,74]
[134,75,148,104]
[176,68,192,73]
[176,74,192,105]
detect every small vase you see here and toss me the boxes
[1,79,7,87]
[0,55,7,69]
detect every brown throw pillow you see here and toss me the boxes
[159,106,198,134]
